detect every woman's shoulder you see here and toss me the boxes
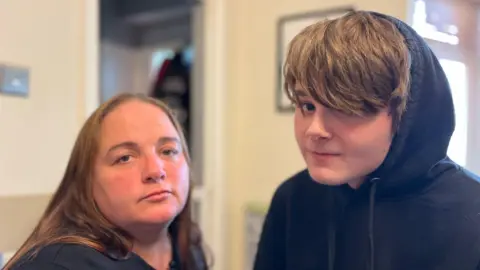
[10,243,103,270]
[10,243,152,270]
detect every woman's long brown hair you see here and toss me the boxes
[3,93,209,270]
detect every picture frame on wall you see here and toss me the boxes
[275,6,355,112]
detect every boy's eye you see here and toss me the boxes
[300,102,315,112]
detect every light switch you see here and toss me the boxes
[0,64,30,97]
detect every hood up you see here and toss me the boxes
[327,11,457,270]
[365,12,456,196]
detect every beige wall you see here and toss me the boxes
[0,0,85,253]
[224,0,410,269]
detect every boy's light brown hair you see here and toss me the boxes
[284,10,411,130]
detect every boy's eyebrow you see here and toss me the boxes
[293,89,309,97]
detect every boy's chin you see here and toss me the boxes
[307,167,353,186]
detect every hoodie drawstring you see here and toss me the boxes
[328,218,336,270]
[368,178,379,270]
[327,188,336,270]
[328,178,379,270]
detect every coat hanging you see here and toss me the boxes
[151,50,191,147]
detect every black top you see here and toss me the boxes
[254,11,480,270]
[10,243,179,270]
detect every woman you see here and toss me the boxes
[4,93,209,270]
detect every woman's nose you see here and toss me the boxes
[143,155,166,183]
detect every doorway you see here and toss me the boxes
[91,1,227,269]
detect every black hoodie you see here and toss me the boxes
[253,12,480,270]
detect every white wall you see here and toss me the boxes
[100,41,184,101]
[0,0,85,196]
[0,0,91,255]
[100,42,137,100]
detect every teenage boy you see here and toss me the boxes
[254,10,480,270]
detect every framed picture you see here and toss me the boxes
[275,6,355,112]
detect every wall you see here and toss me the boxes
[100,42,137,101]
[99,42,185,102]
[224,0,410,269]
[0,0,85,254]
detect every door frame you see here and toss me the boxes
[192,1,228,269]
[83,0,100,120]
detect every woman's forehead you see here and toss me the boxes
[98,101,179,148]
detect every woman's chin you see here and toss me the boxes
[139,207,180,225]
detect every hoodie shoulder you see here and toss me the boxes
[254,169,328,270]
[268,169,331,212]
[432,164,480,209]
[278,169,311,191]
[273,169,327,199]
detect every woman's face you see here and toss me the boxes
[92,100,189,232]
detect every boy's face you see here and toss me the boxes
[293,87,393,188]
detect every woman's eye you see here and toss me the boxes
[115,155,132,164]
[162,148,180,157]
